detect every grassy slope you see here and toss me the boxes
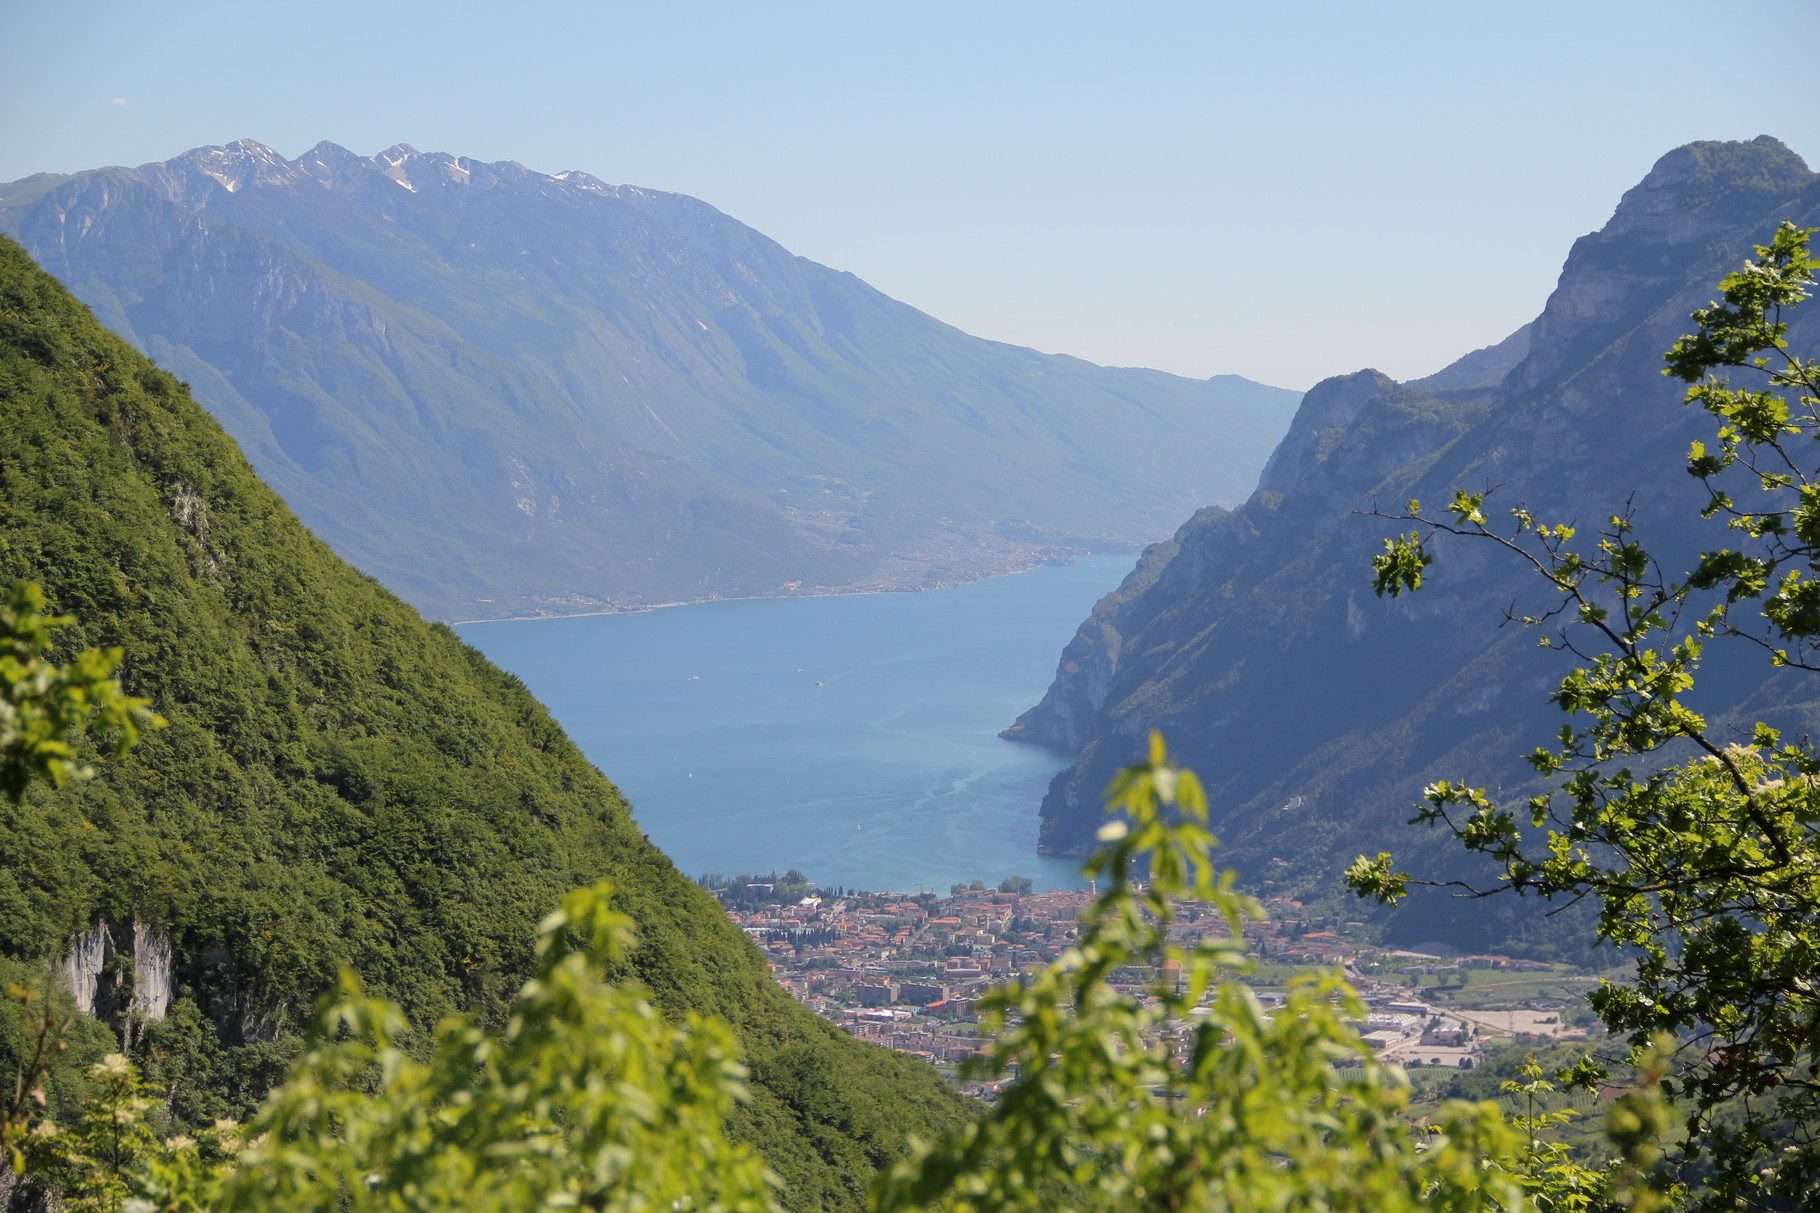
[0,235,966,1212]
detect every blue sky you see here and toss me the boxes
[5,0,1818,389]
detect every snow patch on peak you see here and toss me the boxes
[292,141,365,188]
[553,170,610,194]
[372,144,422,191]
[365,144,488,191]
[134,137,644,204]
[161,139,299,196]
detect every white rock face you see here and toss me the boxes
[62,920,116,1018]
[131,921,175,1020]
[61,919,175,1024]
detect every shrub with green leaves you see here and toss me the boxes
[0,579,159,804]
[152,882,780,1212]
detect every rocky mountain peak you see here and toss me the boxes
[1254,368,1395,496]
[551,169,613,195]
[372,142,427,191]
[131,139,578,203]
[1510,135,1816,396]
[159,137,300,201]
[290,139,368,188]
[1604,134,1811,242]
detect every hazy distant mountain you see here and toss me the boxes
[0,140,1298,620]
[1008,137,1820,950]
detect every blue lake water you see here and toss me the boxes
[455,555,1133,894]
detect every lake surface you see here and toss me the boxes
[455,555,1133,893]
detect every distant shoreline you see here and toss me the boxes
[448,550,1133,627]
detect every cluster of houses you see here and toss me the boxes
[711,879,1589,1088]
[714,884,1095,1088]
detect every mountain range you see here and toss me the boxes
[1007,136,1820,950]
[0,140,1298,620]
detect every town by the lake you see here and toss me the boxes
[703,872,1608,1100]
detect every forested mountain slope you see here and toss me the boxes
[1010,137,1820,950]
[0,140,1298,620]
[0,235,965,1211]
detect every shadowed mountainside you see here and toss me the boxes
[1008,137,1820,951]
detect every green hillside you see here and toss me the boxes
[0,233,966,1211]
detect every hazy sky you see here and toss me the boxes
[6,0,1818,389]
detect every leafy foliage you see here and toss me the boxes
[0,580,160,803]
[183,883,776,1213]
[15,889,781,1213]
[1353,222,1820,1208]
[19,1052,187,1213]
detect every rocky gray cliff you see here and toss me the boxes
[0,141,1299,620]
[1011,137,1820,948]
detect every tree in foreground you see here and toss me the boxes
[156,883,781,1213]
[1352,222,1820,1209]
[0,579,158,806]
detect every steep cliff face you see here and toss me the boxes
[59,920,175,1048]
[1006,370,1486,757]
[0,140,1298,620]
[1015,139,1820,946]
[1002,516,1207,754]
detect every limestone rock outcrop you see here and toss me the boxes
[61,919,175,1042]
